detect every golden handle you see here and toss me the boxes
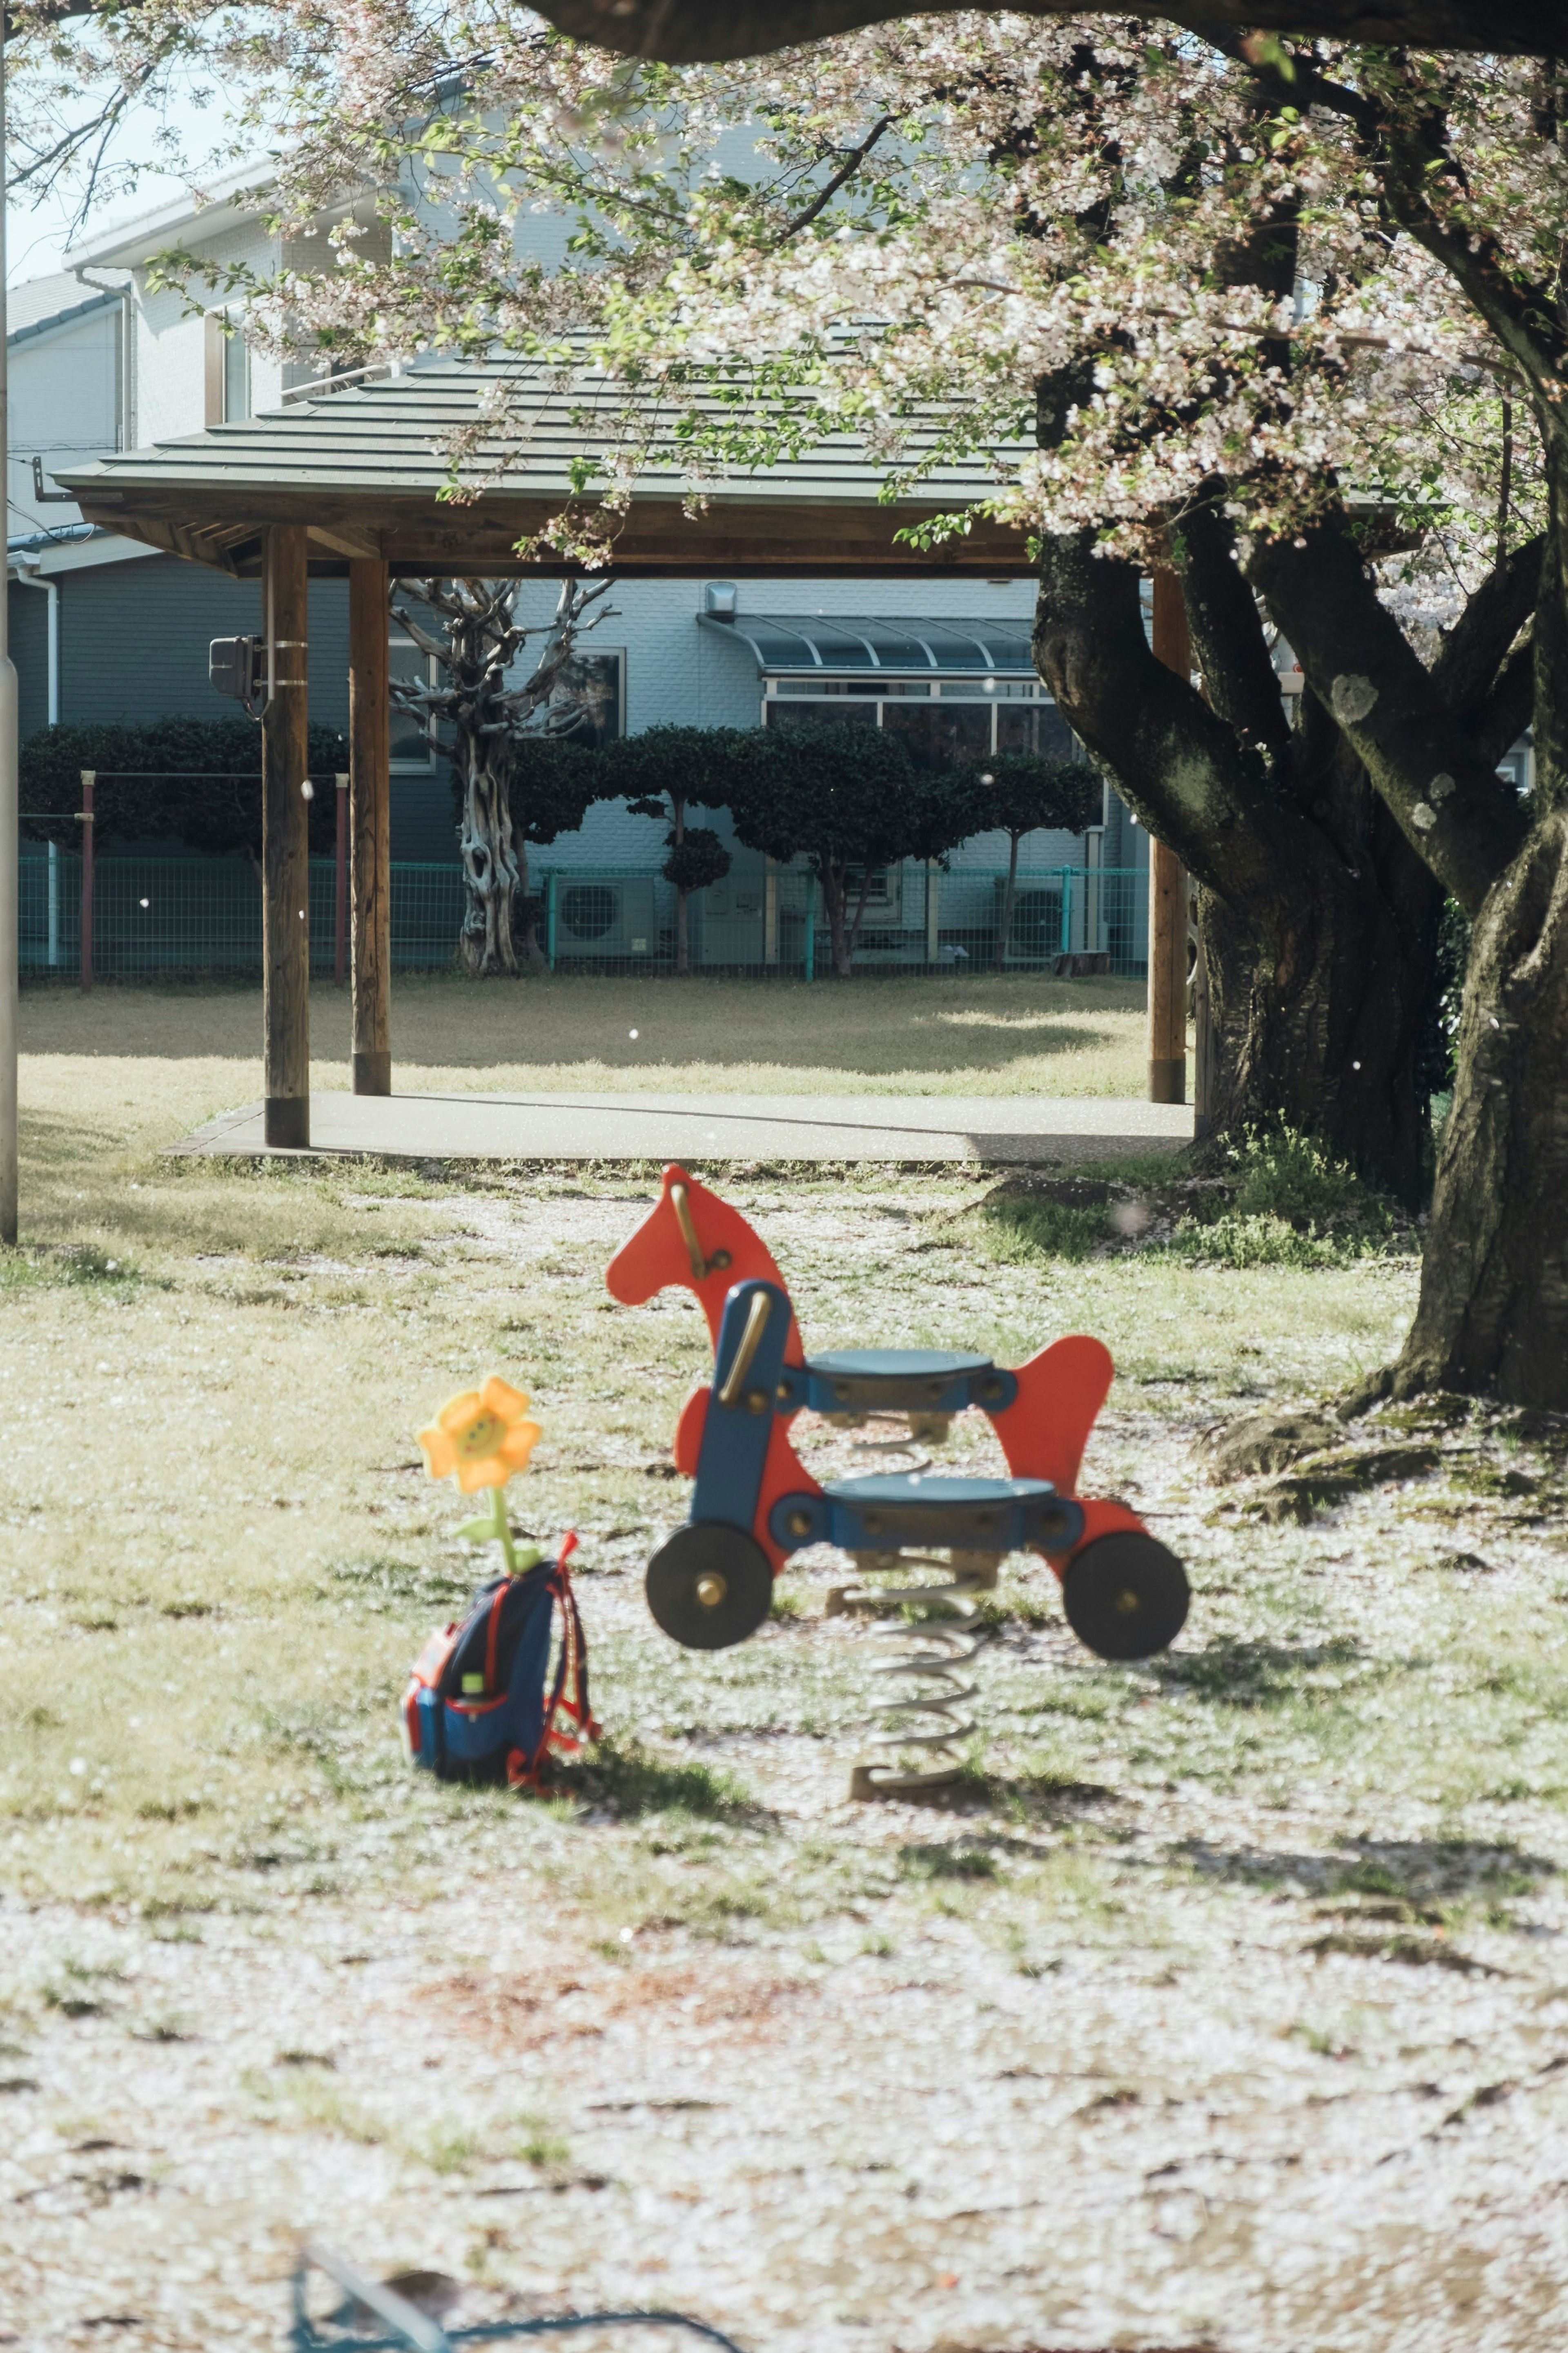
[670,1180,731,1284]
[717,1290,772,1410]
[670,1182,707,1282]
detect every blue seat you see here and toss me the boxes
[780,1349,1018,1416]
[768,1471,1083,1556]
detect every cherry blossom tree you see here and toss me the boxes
[9,4,1567,1401]
[238,15,1562,1404]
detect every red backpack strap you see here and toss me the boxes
[546,1566,600,1749]
[504,1552,598,1789]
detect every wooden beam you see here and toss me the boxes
[262,525,312,1147]
[74,488,1036,578]
[1147,569,1189,1106]
[309,521,385,561]
[348,557,392,1096]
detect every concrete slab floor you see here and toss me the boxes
[168,1089,1196,1164]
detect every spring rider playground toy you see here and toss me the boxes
[606,1167,1190,1797]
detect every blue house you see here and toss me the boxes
[9,167,1165,975]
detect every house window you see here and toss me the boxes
[203,311,249,426]
[390,630,439,767]
[545,649,624,748]
[843,865,903,925]
[388,640,625,769]
[390,630,438,769]
[762,676,1077,767]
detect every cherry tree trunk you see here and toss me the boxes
[1392,811,1568,1406]
[458,746,523,976]
[1196,821,1440,1206]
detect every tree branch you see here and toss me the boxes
[532,0,1567,61]
[1429,530,1545,715]
[1472,635,1536,769]
[1033,524,1307,908]
[1245,513,1530,913]
[779,116,892,240]
[1169,497,1292,759]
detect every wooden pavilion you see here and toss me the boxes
[56,360,1185,1144]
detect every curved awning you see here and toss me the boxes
[700,612,1036,674]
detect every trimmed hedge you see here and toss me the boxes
[20,718,350,859]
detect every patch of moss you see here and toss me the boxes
[1240,1443,1442,1523]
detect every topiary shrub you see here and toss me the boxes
[19,718,350,860]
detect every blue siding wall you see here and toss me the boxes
[8,582,50,741]
[38,553,350,737]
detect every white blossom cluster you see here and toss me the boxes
[7,3,1557,593]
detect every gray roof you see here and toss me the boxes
[53,358,1033,580]
[7,272,120,341]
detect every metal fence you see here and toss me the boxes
[20,848,1149,981]
[538,862,1149,977]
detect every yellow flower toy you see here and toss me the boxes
[419,1375,542,1575]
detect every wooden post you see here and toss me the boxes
[348,557,391,1095]
[262,526,311,1148]
[77,769,94,992]
[1147,571,1189,1105]
[334,772,348,986]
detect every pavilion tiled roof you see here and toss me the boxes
[53,357,1033,580]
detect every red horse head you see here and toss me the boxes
[605,1164,804,1360]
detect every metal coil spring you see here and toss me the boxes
[837,1549,1000,1799]
[809,1414,994,1796]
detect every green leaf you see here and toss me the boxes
[457,1515,501,1541]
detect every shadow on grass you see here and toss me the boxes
[550,1737,768,1824]
[885,1766,1118,1820]
[1150,1635,1367,1709]
[897,1840,1004,1881]
[1178,1835,1555,1904]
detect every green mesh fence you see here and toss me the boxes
[539,862,1149,977]
[19,848,1149,980]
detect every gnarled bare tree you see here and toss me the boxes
[391,577,615,975]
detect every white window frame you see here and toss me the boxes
[389,629,439,772]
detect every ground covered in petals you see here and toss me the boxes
[5,986,1567,2353]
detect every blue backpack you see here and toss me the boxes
[401,1540,596,1789]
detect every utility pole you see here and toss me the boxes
[0,25,21,1245]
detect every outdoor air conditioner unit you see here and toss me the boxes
[994,876,1065,965]
[556,878,660,959]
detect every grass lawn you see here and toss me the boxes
[5,986,1568,2351]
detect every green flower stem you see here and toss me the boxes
[492,1481,517,1576]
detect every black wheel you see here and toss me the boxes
[1063,1532,1189,1660]
[646,1523,775,1651]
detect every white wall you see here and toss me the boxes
[8,303,121,534]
